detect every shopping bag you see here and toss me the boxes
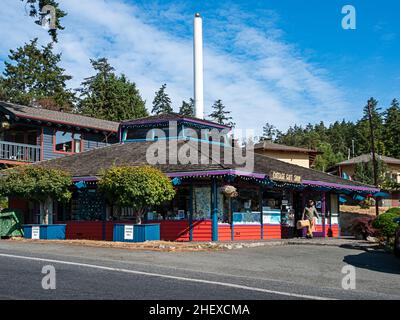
[296,220,310,229]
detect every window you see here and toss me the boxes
[125,128,154,140]
[54,130,82,153]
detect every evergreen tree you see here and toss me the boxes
[152,84,173,115]
[179,98,194,117]
[383,99,400,158]
[77,58,148,121]
[22,0,67,42]
[208,99,235,127]
[0,38,74,110]
[260,123,277,141]
[354,97,385,155]
[353,159,388,187]
[0,77,7,101]
[327,120,355,157]
[269,97,400,175]
[313,142,345,172]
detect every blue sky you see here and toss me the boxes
[1,0,399,135]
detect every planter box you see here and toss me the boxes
[113,223,160,243]
[22,224,66,240]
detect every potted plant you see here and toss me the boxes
[0,167,71,240]
[98,166,175,242]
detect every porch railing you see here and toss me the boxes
[0,141,41,163]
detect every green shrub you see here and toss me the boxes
[98,166,176,224]
[385,207,400,215]
[0,166,72,224]
[372,210,400,242]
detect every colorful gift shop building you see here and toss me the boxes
[10,112,380,242]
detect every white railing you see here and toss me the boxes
[0,141,41,163]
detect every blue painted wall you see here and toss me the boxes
[42,127,64,161]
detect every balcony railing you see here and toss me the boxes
[0,141,41,163]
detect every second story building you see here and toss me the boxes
[0,101,119,167]
[253,140,321,168]
[330,153,400,183]
[119,112,231,145]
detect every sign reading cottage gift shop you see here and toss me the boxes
[270,171,302,183]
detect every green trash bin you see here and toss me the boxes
[0,209,24,238]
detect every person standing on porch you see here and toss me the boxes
[302,200,319,239]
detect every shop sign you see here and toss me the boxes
[124,225,134,240]
[271,171,302,183]
[32,226,40,239]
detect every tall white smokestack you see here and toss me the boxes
[193,13,204,119]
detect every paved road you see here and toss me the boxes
[0,240,399,300]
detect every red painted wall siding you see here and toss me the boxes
[9,197,29,213]
[8,197,30,223]
[157,220,213,242]
[65,221,104,240]
[63,221,340,241]
[192,220,212,241]
[233,225,262,240]
[158,220,190,241]
[264,224,281,239]
[326,224,339,237]
[105,222,115,241]
[65,220,131,241]
[64,220,192,241]
[218,225,231,241]
[314,224,340,238]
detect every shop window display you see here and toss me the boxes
[230,188,261,225]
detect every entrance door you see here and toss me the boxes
[293,192,304,237]
[280,191,296,239]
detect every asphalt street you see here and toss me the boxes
[0,240,399,300]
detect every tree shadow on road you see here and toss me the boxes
[343,250,400,275]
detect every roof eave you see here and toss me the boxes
[12,113,118,133]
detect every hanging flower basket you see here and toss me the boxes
[220,185,238,198]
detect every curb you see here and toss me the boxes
[208,239,381,251]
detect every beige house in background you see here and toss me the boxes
[330,153,400,207]
[333,153,400,183]
[253,140,321,168]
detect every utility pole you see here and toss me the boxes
[351,139,355,158]
[367,99,379,216]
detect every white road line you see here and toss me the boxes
[0,252,334,300]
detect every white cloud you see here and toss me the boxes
[0,0,350,134]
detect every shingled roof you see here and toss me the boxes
[0,101,119,133]
[34,140,378,192]
[338,153,400,166]
[121,112,230,129]
[254,140,321,154]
